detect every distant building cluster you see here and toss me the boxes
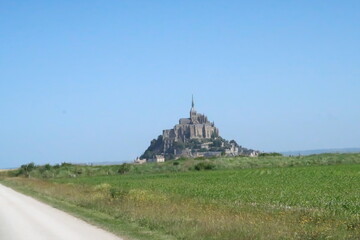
[135,155,165,164]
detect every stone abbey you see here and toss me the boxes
[162,96,219,152]
[139,97,258,162]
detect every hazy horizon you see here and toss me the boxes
[1,1,360,169]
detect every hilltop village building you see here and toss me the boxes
[137,97,258,163]
[147,155,165,163]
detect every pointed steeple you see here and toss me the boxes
[190,95,196,116]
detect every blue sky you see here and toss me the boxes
[1,1,359,168]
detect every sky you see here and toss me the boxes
[1,1,360,168]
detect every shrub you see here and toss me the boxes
[194,162,215,171]
[24,162,36,171]
[76,168,83,175]
[39,164,52,174]
[41,171,54,178]
[118,163,131,174]
[44,164,51,171]
[61,162,73,167]
[17,162,36,177]
[259,152,283,157]
[109,187,128,199]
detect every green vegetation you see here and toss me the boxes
[6,153,360,179]
[1,153,360,240]
[258,152,283,157]
[18,162,36,177]
[117,163,131,175]
[194,161,215,170]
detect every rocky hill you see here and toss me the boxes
[140,98,258,160]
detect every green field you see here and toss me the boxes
[2,154,360,239]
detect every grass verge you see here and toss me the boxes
[0,178,175,240]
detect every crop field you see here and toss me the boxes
[2,156,360,240]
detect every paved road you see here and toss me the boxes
[0,184,123,240]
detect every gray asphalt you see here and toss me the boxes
[0,183,123,240]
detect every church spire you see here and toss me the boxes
[190,95,196,116]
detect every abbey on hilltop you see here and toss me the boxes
[138,97,258,162]
[163,96,219,149]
